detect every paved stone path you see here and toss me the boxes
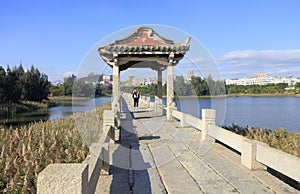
[98,96,299,194]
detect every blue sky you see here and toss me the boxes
[0,0,299,81]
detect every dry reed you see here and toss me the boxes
[0,103,111,193]
[223,124,300,157]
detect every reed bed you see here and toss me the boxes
[0,103,111,193]
[223,124,300,157]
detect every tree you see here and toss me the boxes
[63,76,75,96]
[23,66,51,101]
[6,65,21,102]
[15,65,26,100]
[0,64,50,103]
[191,76,210,96]
[73,80,94,97]
[0,66,7,103]
[174,76,186,96]
[99,84,112,96]
[50,85,64,96]
[162,83,167,96]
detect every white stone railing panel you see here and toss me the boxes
[256,141,300,182]
[185,114,203,130]
[171,109,182,119]
[154,96,163,114]
[208,125,245,153]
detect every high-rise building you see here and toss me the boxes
[256,72,267,78]
[187,70,194,81]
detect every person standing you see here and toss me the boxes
[132,89,140,108]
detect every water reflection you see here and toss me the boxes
[0,97,111,127]
[0,108,49,127]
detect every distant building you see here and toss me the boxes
[122,76,159,86]
[81,74,113,85]
[187,70,194,81]
[63,74,77,83]
[142,77,157,86]
[128,76,142,86]
[225,72,300,86]
[255,72,267,78]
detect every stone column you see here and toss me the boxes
[201,109,216,140]
[167,53,175,120]
[117,68,121,113]
[112,59,120,113]
[157,67,162,98]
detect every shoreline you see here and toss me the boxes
[164,93,300,99]
[0,101,48,115]
[49,95,112,101]
[49,96,90,101]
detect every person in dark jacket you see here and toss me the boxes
[132,89,140,108]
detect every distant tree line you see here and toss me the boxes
[50,75,112,97]
[226,83,289,94]
[121,75,226,97]
[121,75,298,97]
[122,84,167,96]
[169,75,226,96]
[0,65,51,103]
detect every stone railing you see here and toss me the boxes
[154,96,163,115]
[140,94,151,108]
[121,92,150,108]
[37,110,116,194]
[171,109,300,184]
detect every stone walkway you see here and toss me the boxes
[98,96,299,194]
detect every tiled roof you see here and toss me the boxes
[118,31,169,45]
[98,27,190,68]
[102,43,189,53]
[114,26,174,45]
[99,26,190,54]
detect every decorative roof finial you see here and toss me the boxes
[185,36,192,45]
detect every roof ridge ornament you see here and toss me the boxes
[114,26,174,45]
[185,36,192,45]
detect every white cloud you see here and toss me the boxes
[216,50,300,78]
[181,57,208,64]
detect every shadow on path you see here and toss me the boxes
[110,97,152,194]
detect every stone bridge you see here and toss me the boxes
[37,93,300,193]
[38,26,299,193]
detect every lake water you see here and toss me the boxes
[0,97,111,127]
[1,96,299,132]
[172,96,300,132]
[48,97,112,120]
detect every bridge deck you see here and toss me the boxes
[98,96,298,194]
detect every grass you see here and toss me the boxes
[48,96,90,101]
[0,102,111,193]
[223,124,300,157]
[0,101,48,116]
